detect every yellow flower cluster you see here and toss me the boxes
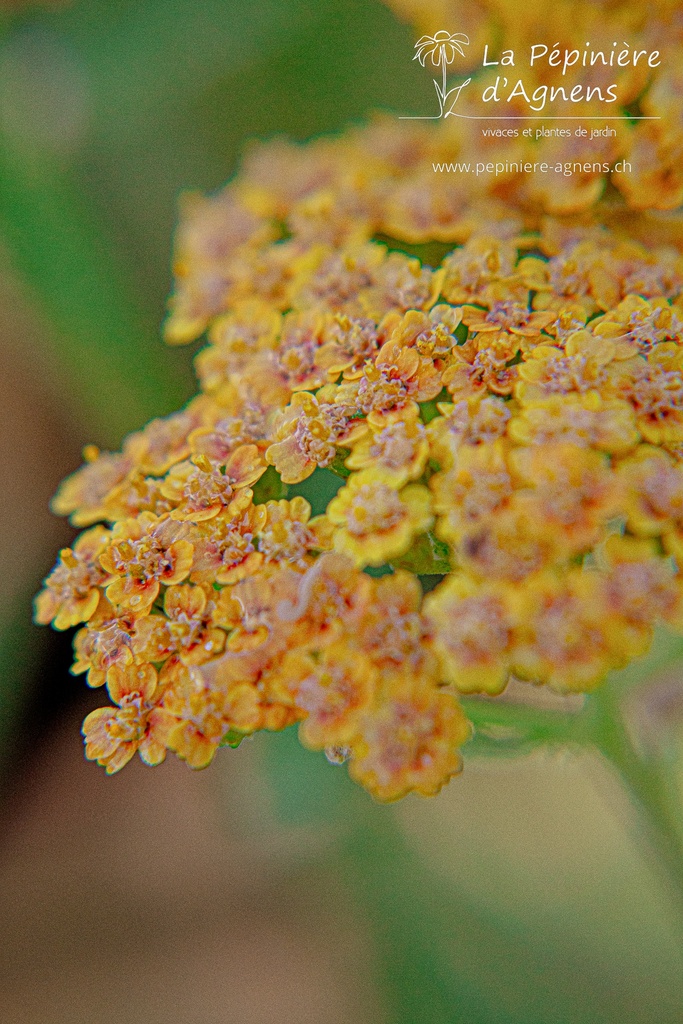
[35,107,683,801]
[386,0,683,212]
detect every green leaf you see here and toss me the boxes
[219,728,248,749]
[252,465,288,504]
[372,234,457,268]
[326,449,352,478]
[288,467,344,516]
[419,391,449,423]
[391,531,451,575]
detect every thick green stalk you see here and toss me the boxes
[592,687,683,927]
[340,808,494,1024]
[0,151,188,442]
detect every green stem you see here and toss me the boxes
[464,675,683,927]
[339,806,497,1024]
[592,688,683,928]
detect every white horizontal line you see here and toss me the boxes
[399,114,661,120]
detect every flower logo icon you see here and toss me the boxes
[414,30,470,66]
[413,30,471,118]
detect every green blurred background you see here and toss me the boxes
[0,1,682,1021]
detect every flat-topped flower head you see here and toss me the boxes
[36,95,683,802]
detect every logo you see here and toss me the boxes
[404,32,662,121]
[412,31,472,119]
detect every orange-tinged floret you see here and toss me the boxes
[195,298,282,391]
[509,443,621,555]
[345,406,428,487]
[265,390,360,483]
[213,564,303,653]
[101,472,176,521]
[609,350,683,447]
[264,309,330,393]
[384,305,462,362]
[82,663,166,774]
[274,643,376,750]
[351,571,438,676]
[35,527,111,630]
[189,505,266,585]
[617,446,683,538]
[51,449,133,527]
[431,439,513,546]
[291,241,387,315]
[327,472,433,567]
[460,295,553,342]
[456,494,559,583]
[154,661,262,768]
[424,575,518,695]
[515,331,619,404]
[125,404,208,477]
[592,295,683,356]
[257,495,333,569]
[512,572,618,693]
[99,512,194,612]
[359,250,441,321]
[275,552,371,647]
[131,583,226,666]
[335,322,444,422]
[508,392,639,456]
[442,334,519,401]
[314,313,379,378]
[71,596,138,688]
[427,395,511,467]
[161,444,265,522]
[358,336,443,411]
[440,236,518,304]
[598,535,683,658]
[349,678,471,802]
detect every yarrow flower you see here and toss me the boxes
[34,13,683,802]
